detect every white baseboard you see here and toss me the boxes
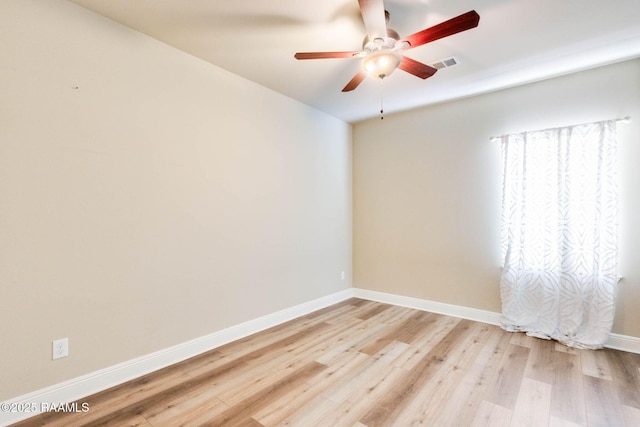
[606,332,640,354]
[352,288,640,354]
[352,288,502,326]
[0,289,353,427]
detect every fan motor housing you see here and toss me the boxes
[362,28,400,53]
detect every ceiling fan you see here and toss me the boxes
[294,0,480,92]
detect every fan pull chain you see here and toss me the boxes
[379,78,384,120]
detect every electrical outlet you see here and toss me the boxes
[341,271,346,281]
[52,338,69,360]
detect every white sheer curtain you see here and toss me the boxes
[499,120,619,349]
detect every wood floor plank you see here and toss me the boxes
[356,303,394,321]
[142,385,229,426]
[580,348,613,380]
[215,350,313,406]
[485,343,530,410]
[393,311,437,343]
[622,405,640,426]
[583,375,626,426]
[214,317,320,358]
[510,377,552,426]
[524,337,557,384]
[45,321,331,427]
[321,365,406,426]
[275,394,339,426]
[323,341,408,406]
[304,347,370,388]
[606,348,640,409]
[297,298,361,320]
[555,342,579,355]
[315,328,387,365]
[509,331,536,348]
[358,319,474,426]
[235,299,361,346]
[215,319,376,418]
[185,320,330,379]
[435,325,513,426]
[255,333,381,426]
[365,304,417,326]
[549,350,586,425]
[253,353,368,425]
[470,401,512,427]
[106,414,152,427]
[38,368,193,426]
[202,360,326,426]
[390,322,496,426]
[214,319,362,406]
[312,317,390,366]
[323,300,383,326]
[548,415,585,427]
[11,299,640,427]
[290,313,384,361]
[391,314,460,371]
[359,312,434,355]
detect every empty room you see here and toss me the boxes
[1,0,640,426]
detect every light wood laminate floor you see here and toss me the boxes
[13,298,640,426]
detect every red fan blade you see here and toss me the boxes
[398,56,437,79]
[342,71,367,92]
[295,51,361,60]
[400,10,479,50]
[358,0,387,40]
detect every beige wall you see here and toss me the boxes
[353,58,640,339]
[0,0,351,400]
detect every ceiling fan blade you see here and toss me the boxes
[342,71,367,92]
[398,56,437,79]
[400,10,480,50]
[358,0,387,40]
[295,51,361,60]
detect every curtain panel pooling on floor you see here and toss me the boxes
[499,120,619,349]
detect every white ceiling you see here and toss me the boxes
[70,0,640,123]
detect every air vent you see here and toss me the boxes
[431,56,459,70]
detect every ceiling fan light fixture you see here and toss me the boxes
[362,50,401,79]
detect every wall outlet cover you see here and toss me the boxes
[53,338,69,360]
